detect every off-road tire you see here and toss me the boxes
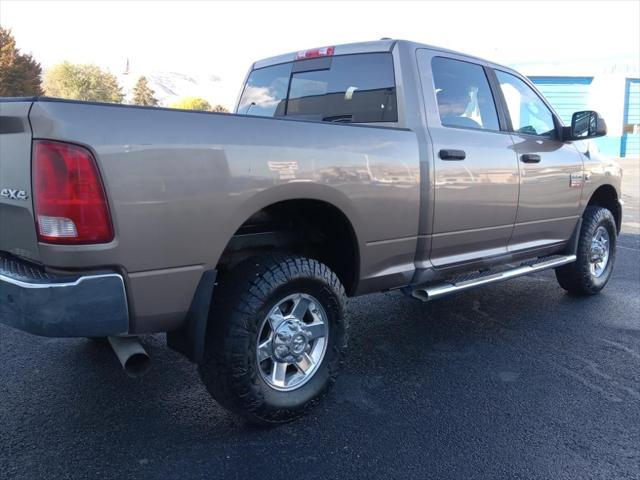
[198,254,347,425]
[555,206,617,295]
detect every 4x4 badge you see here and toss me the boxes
[0,188,29,200]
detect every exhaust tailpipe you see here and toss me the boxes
[108,336,150,378]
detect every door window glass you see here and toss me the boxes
[431,57,500,131]
[496,70,556,137]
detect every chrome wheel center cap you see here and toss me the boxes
[272,320,311,363]
[591,243,605,261]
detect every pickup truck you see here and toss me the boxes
[0,39,623,424]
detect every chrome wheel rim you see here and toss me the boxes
[256,293,329,392]
[589,226,610,278]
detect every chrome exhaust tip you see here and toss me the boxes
[107,336,150,378]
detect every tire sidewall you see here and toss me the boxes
[577,208,617,292]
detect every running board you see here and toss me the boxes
[411,255,576,302]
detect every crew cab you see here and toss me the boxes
[0,40,622,424]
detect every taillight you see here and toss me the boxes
[295,46,335,60]
[33,140,114,244]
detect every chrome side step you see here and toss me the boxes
[411,255,576,302]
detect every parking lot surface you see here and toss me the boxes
[1,159,639,480]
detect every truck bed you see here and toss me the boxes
[0,97,420,332]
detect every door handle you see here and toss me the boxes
[439,149,466,160]
[521,154,541,163]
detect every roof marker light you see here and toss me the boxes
[295,46,335,60]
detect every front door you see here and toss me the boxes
[417,51,520,268]
[493,70,583,251]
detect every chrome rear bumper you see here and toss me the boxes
[0,254,129,337]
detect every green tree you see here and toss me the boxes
[171,96,211,111]
[43,62,124,103]
[131,76,158,106]
[211,104,229,113]
[0,27,43,96]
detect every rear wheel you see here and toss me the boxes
[198,254,347,425]
[555,206,617,295]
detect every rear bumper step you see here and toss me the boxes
[0,253,129,337]
[411,254,576,302]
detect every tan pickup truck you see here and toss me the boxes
[0,40,622,424]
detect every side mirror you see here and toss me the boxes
[565,110,607,140]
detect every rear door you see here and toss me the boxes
[416,50,519,268]
[493,70,583,251]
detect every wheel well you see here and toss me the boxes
[217,200,360,295]
[587,185,621,233]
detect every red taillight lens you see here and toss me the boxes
[33,140,114,244]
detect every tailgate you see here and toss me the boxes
[0,100,40,262]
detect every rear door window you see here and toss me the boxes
[431,56,500,131]
[238,53,397,123]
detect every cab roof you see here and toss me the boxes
[251,39,514,74]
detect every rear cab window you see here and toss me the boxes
[237,63,291,118]
[237,53,397,124]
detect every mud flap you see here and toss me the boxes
[167,269,217,363]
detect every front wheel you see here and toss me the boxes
[198,254,347,425]
[555,206,617,295]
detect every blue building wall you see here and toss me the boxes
[529,75,640,158]
[529,76,593,123]
[621,78,640,157]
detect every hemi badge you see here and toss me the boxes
[569,173,584,188]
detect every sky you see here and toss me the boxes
[1,0,639,108]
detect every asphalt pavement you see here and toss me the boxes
[1,159,639,480]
